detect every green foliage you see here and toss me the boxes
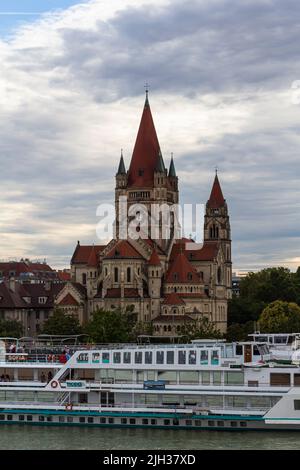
[258,300,300,333]
[228,267,300,325]
[225,321,254,342]
[181,317,222,341]
[84,308,137,343]
[42,308,82,336]
[0,319,23,338]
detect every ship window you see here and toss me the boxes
[167,351,174,364]
[129,418,136,425]
[0,415,4,421]
[211,350,220,365]
[230,421,238,427]
[253,345,260,356]
[47,416,53,422]
[19,415,25,421]
[235,345,243,356]
[178,350,186,364]
[185,420,192,426]
[213,371,222,385]
[79,417,85,423]
[142,419,148,425]
[225,371,244,385]
[200,350,208,365]
[102,352,110,364]
[38,416,44,422]
[59,416,65,423]
[151,419,157,425]
[108,418,114,424]
[240,422,247,427]
[135,351,143,364]
[7,415,13,421]
[156,351,164,364]
[100,418,106,424]
[92,353,100,363]
[158,371,176,383]
[164,419,171,426]
[173,419,179,426]
[121,418,127,424]
[113,352,121,364]
[195,420,201,426]
[67,416,73,423]
[188,350,196,365]
[145,351,153,364]
[179,371,199,384]
[201,371,210,385]
[208,421,215,427]
[123,352,131,363]
[217,421,224,427]
[88,417,94,424]
[27,415,33,421]
[294,400,300,410]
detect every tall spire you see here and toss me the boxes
[168,154,176,177]
[208,173,225,208]
[156,149,166,172]
[117,150,126,175]
[127,92,162,188]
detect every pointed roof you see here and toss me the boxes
[168,156,176,177]
[162,292,185,305]
[166,252,201,284]
[87,245,98,267]
[127,95,162,188]
[104,240,144,259]
[148,249,161,266]
[58,293,80,306]
[207,173,225,208]
[156,150,166,172]
[117,152,126,175]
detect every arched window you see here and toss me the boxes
[114,267,119,283]
[217,267,222,284]
[127,267,131,283]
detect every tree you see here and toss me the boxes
[181,317,222,341]
[42,308,82,336]
[84,308,136,343]
[225,321,254,342]
[258,300,300,333]
[228,267,300,325]
[0,319,23,338]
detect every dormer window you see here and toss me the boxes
[173,273,178,281]
[187,272,193,281]
[38,297,47,304]
[138,168,144,177]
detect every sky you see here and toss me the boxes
[0,0,299,272]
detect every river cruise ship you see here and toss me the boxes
[1,338,300,431]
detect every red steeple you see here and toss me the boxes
[148,249,161,266]
[127,94,162,188]
[166,252,201,284]
[207,173,225,208]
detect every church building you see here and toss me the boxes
[70,93,232,336]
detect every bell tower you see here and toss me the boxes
[204,172,232,293]
[114,92,179,250]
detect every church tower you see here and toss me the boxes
[204,172,232,296]
[115,92,179,251]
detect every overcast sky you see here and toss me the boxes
[0,0,299,272]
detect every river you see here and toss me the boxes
[0,425,299,450]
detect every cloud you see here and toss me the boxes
[0,0,299,271]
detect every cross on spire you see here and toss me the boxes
[144,82,150,97]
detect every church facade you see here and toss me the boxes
[70,94,232,335]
